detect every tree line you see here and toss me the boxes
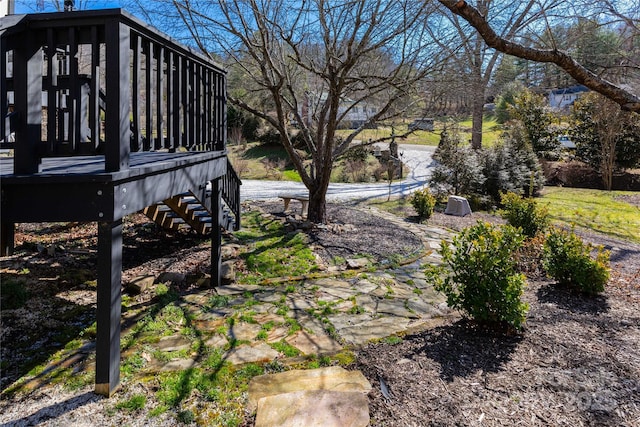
[121,0,639,221]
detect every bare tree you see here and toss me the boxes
[132,0,438,223]
[428,1,558,148]
[437,0,640,113]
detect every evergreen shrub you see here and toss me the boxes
[410,188,436,221]
[500,192,549,238]
[429,222,529,330]
[543,227,610,295]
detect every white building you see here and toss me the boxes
[299,91,378,129]
[548,85,589,110]
[1,0,15,17]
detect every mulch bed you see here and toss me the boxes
[1,200,640,426]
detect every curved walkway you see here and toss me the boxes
[240,144,437,202]
[123,205,455,373]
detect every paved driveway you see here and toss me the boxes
[239,144,436,202]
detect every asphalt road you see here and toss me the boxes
[239,144,437,202]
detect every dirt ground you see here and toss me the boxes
[1,199,639,426]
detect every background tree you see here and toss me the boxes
[509,88,558,155]
[437,0,640,113]
[571,92,640,190]
[429,125,485,198]
[132,0,438,223]
[428,0,556,148]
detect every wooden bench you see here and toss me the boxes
[279,194,309,217]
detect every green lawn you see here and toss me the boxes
[540,187,640,244]
[336,115,502,147]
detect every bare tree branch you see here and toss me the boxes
[437,0,640,112]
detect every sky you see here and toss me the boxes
[14,0,122,14]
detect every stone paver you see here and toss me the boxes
[377,299,419,318]
[157,335,192,352]
[328,314,412,345]
[255,390,369,427]
[248,366,372,410]
[225,343,280,365]
[286,330,342,355]
[229,322,262,341]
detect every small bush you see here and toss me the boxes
[429,222,529,330]
[410,188,436,221]
[543,227,610,295]
[500,192,549,238]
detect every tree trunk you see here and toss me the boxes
[307,185,328,223]
[471,91,484,149]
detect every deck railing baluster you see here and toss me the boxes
[144,39,153,151]
[165,50,173,151]
[131,34,141,152]
[0,38,7,144]
[68,27,79,154]
[172,53,182,152]
[90,25,100,154]
[46,29,57,156]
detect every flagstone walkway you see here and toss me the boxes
[132,209,455,375]
[18,208,457,425]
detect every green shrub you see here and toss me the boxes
[542,227,610,295]
[410,188,436,221]
[430,222,529,330]
[500,192,549,238]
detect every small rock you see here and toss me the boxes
[125,275,155,295]
[157,272,186,285]
[221,261,236,284]
[346,258,370,269]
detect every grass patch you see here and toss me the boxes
[116,394,147,412]
[153,357,265,425]
[367,197,414,217]
[236,211,320,284]
[540,187,640,244]
[270,340,301,357]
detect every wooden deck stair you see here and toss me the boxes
[142,190,235,234]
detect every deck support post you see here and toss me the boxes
[95,219,123,397]
[1,222,15,256]
[104,19,130,172]
[13,30,43,174]
[211,179,222,287]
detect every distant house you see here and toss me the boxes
[299,92,378,129]
[548,85,589,110]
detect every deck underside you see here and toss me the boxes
[0,151,227,223]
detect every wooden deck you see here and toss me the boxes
[1,9,240,396]
[1,152,227,222]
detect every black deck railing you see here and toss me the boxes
[222,158,242,231]
[1,9,227,174]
